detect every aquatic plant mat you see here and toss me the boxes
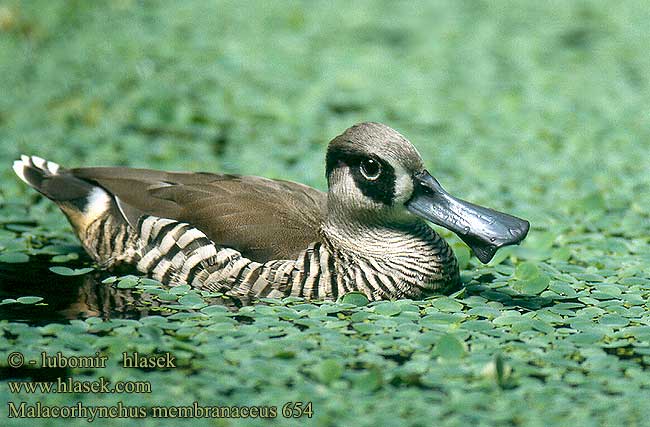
[2,1,650,426]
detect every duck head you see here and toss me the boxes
[325,122,529,263]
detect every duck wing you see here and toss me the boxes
[70,167,327,262]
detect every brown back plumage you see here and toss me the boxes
[70,167,326,262]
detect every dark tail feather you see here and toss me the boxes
[13,155,118,235]
[13,155,95,203]
[13,155,138,267]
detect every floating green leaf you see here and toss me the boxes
[513,274,550,295]
[436,333,466,359]
[0,252,29,263]
[430,297,464,312]
[17,296,44,304]
[373,302,402,316]
[49,266,94,276]
[340,292,369,306]
[452,243,471,270]
[51,253,79,263]
[515,262,539,280]
[117,278,139,288]
[178,293,206,307]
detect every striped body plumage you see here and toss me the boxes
[81,213,458,301]
[12,123,528,301]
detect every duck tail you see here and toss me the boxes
[13,154,108,224]
[12,155,134,266]
[14,155,91,200]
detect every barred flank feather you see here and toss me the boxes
[132,216,342,299]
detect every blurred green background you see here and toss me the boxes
[2,1,650,426]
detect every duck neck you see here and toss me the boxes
[320,216,460,297]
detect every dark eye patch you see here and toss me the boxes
[325,145,396,206]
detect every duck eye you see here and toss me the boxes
[360,159,381,181]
